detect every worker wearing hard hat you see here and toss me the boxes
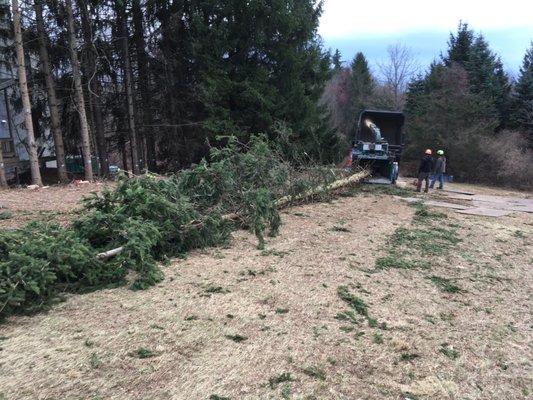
[417,149,434,193]
[430,150,446,190]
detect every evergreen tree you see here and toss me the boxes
[404,64,497,181]
[443,25,511,129]
[511,43,533,143]
[145,0,338,164]
[443,21,474,67]
[332,49,342,71]
[350,52,373,93]
[467,35,511,128]
[347,52,374,134]
[404,74,427,118]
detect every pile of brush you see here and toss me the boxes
[0,135,366,319]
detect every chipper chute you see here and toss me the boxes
[351,110,405,184]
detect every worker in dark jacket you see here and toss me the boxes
[430,150,446,189]
[417,149,434,193]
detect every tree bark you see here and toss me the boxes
[34,0,68,183]
[0,144,7,188]
[77,0,109,176]
[117,4,140,175]
[132,0,156,171]
[121,138,129,171]
[65,0,93,181]
[11,0,43,186]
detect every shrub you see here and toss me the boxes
[478,130,533,189]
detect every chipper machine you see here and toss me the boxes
[351,110,405,184]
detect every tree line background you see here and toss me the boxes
[1,1,532,188]
[322,23,532,188]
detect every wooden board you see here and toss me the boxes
[456,207,513,217]
[441,189,475,196]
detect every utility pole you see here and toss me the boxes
[34,0,68,182]
[65,0,93,181]
[11,0,42,186]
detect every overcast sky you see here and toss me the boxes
[318,0,533,75]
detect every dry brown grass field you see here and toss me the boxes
[0,182,531,400]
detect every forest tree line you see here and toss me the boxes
[1,0,337,186]
[0,1,531,188]
[322,23,532,188]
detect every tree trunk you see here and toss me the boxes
[121,138,129,171]
[0,90,9,187]
[117,4,140,175]
[11,0,42,186]
[132,0,156,171]
[77,0,109,177]
[65,0,93,181]
[34,0,68,183]
[0,145,7,188]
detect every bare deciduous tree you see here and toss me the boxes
[378,44,419,110]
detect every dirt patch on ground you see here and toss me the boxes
[0,185,531,399]
[0,182,114,229]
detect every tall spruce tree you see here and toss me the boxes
[170,0,337,162]
[347,52,374,134]
[511,43,533,144]
[443,21,474,67]
[443,24,511,129]
[332,49,342,71]
[404,74,427,118]
[467,35,511,128]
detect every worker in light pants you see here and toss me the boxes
[417,149,434,193]
[430,150,446,190]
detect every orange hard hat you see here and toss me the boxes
[425,149,432,155]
